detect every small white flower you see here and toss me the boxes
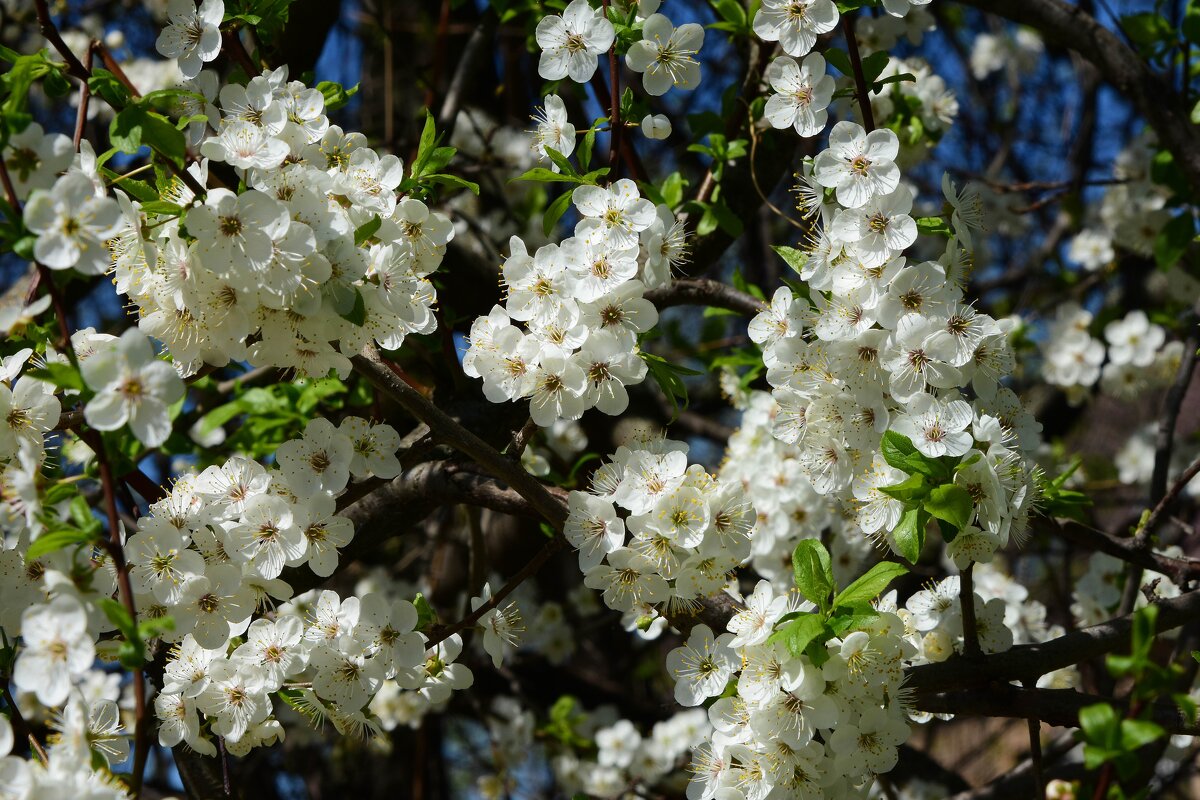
[536,0,615,83]
[155,0,224,79]
[23,173,123,274]
[664,624,737,706]
[763,53,835,137]
[625,14,705,96]
[13,595,95,707]
[531,94,576,168]
[81,329,186,447]
[641,114,672,139]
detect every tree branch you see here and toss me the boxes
[350,345,568,530]
[645,278,766,317]
[914,685,1200,735]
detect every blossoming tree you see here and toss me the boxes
[0,0,1199,798]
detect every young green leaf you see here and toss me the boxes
[791,539,834,612]
[834,561,909,609]
[923,484,974,532]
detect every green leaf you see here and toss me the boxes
[109,104,186,164]
[421,173,479,194]
[1121,12,1172,52]
[544,190,573,237]
[1154,212,1195,271]
[354,215,382,246]
[413,593,437,630]
[26,528,100,560]
[880,430,951,481]
[916,216,953,238]
[1185,4,1200,43]
[577,127,596,172]
[1079,702,1119,747]
[834,561,909,609]
[26,362,85,393]
[824,47,853,76]
[512,167,582,184]
[97,597,146,669]
[827,608,881,635]
[1120,719,1164,750]
[859,50,890,85]
[338,287,367,327]
[791,539,834,613]
[639,351,700,420]
[661,171,685,208]
[923,484,975,531]
[316,80,359,112]
[892,506,927,564]
[543,146,578,177]
[771,245,807,275]
[767,614,828,658]
[879,473,929,503]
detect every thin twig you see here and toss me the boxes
[841,13,876,133]
[603,0,620,177]
[959,563,982,658]
[0,682,49,763]
[350,345,568,530]
[427,536,565,646]
[73,43,96,149]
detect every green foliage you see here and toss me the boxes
[791,539,834,613]
[400,112,480,200]
[194,377,348,460]
[109,101,187,166]
[639,351,703,420]
[875,431,985,562]
[0,48,68,139]
[1038,458,1092,520]
[768,540,907,659]
[540,696,593,748]
[224,0,297,43]
[317,80,360,112]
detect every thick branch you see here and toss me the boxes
[914,685,1200,736]
[1046,517,1200,585]
[645,278,766,317]
[905,588,1200,694]
[350,345,568,530]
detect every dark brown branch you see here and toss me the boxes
[905,588,1200,694]
[350,345,569,530]
[914,685,1200,736]
[645,278,766,317]
[959,563,982,659]
[841,13,876,132]
[1045,517,1200,585]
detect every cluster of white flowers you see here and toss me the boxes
[0,700,132,799]
[720,391,872,586]
[555,707,709,798]
[14,11,456,381]
[1,415,420,759]
[155,587,473,757]
[537,0,704,97]
[463,179,686,426]
[1040,303,1179,403]
[753,120,1040,568]
[562,436,755,627]
[678,592,915,798]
